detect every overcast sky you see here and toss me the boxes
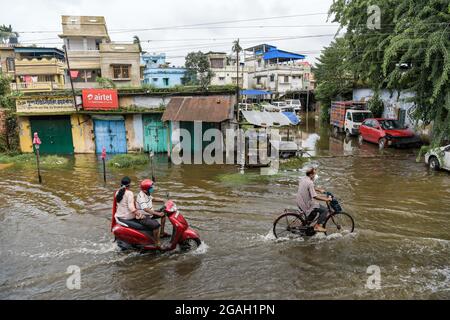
[1,0,340,66]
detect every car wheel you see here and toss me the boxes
[378,138,387,150]
[358,134,364,145]
[429,156,440,171]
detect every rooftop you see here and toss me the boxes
[59,15,110,40]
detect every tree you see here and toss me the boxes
[0,74,19,152]
[314,38,354,122]
[96,77,116,89]
[0,25,19,44]
[329,0,450,145]
[133,35,143,53]
[184,51,214,89]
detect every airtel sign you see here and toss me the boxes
[82,89,119,110]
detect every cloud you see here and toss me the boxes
[1,0,339,65]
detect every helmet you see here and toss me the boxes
[140,179,154,191]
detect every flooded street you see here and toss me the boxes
[1,116,449,300]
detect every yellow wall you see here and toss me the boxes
[70,114,96,153]
[18,117,33,153]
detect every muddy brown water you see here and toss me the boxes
[0,116,449,299]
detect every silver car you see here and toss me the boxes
[425,144,450,171]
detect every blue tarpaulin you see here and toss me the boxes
[263,49,306,61]
[240,89,272,96]
[282,112,300,125]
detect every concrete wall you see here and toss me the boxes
[119,96,171,109]
[124,114,144,152]
[353,88,416,127]
[125,114,144,152]
[71,114,95,153]
[18,117,33,153]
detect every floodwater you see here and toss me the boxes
[0,115,449,300]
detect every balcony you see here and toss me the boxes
[10,82,65,92]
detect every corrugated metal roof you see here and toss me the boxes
[263,49,306,61]
[162,95,235,123]
[241,111,291,127]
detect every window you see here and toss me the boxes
[210,58,224,69]
[163,78,169,86]
[37,75,54,82]
[219,77,225,81]
[347,113,352,121]
[284,76,289,83]
[112,65,130,79]
[152,78,158,82]
[6,58,15,72]
[72,69,101,83]
[270,75,275,82]
[257,77,261,85]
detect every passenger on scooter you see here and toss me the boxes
[296,167,332,233]
[136,179,169,243]
[114,177,162,247]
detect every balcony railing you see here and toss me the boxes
[10,82,65,92]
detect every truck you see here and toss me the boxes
[330,101,373,136]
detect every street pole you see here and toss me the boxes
[101,147,107,184]
[306,89,310,132]
[33,133,42,184]
[63,44,79,113]
[236,39,240,123]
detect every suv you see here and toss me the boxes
[359,118,422,149]
[425,145,450,171]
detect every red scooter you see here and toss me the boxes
[111,200,201,252]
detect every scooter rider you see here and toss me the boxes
[135,179,169,245]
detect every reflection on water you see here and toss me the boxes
[0,114,449,299]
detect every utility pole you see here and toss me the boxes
[306,88,310,131]
[235,39,240,123]
[63,44,78,113]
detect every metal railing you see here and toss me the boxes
[10,82,65,92]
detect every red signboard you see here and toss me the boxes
[82,89,119,110]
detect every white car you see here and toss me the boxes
[285,99,302,112]
[425,144,450,171]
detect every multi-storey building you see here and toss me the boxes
[244,44,311,96]
[59,15,142,88]
[207,52,248,88]
[142,53,186,88]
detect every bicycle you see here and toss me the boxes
[272,193,355,239]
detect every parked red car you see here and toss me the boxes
[359,118,422,149]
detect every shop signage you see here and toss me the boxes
[16,96,76,114]
[82,89,119,110]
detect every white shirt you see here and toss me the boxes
[115,189,137,220]
[136,191,153,217]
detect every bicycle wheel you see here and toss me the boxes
[273,213,305,239]
[324,212,355,235]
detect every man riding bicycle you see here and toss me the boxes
[296,167,332,233]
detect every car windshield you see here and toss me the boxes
[379,120,405,130]
[352,112,373,122]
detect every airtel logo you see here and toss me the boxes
[87,93,113,102]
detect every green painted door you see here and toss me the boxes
[180,121,219,153]
[30,116,74,154]
[143,114,168,153]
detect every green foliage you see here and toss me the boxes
[329,0,450,145]
[314,38,354,112]
[184,51,215,89]
[0,24,19,43]
[0,154,69,168]
[107,154,150,168]
[367,92,384,117]
[96,77,116,89]
[0,75,19,152]
[279,156,311,170]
